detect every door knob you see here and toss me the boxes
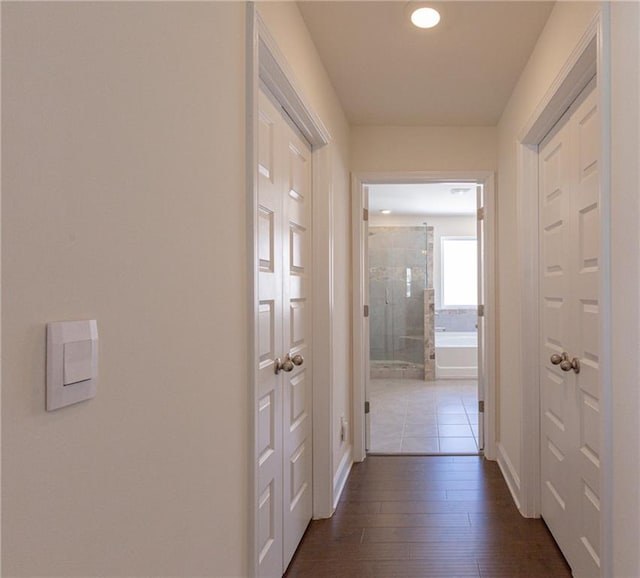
[551,352,580,374]
[275,353,304,374]
[561,357,580,374]
[550,352,568,366]
[274,356,294,374]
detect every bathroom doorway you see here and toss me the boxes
[366,182,483,454]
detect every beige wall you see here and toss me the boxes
[610,3,640,575]
[257,2,353,487]
[2,3,248,576]
[2,2,354,575]
[351,126,497,173]
[495,1,600,494]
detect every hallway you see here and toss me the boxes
[3,2,640,576]
[284,456,570,577]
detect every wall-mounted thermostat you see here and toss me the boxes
[46,320,98,411]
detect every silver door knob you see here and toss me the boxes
[550,352,568,366]
[274,356,294,374]
[560,357,580,374]
[291,354,304,366]
[571,358,581,374]
[560,359,573,372]
[550,353,565,365]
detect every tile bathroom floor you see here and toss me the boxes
[368,378,479,454]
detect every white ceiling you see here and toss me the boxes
[368,183,477,216]
[298,1,555,126]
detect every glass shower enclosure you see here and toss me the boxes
[369,226,430,379]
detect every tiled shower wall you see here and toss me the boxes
[424,288,435,380]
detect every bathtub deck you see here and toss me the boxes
[435,330,479,379]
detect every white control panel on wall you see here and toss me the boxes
[46,320,98,411]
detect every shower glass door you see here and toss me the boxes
[369,226,427,379]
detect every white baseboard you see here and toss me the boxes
[332,445,353,509]
[497,442,521,511]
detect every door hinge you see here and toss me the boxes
[478,304,485,317]
[364,401,370,414]
[478,400,485,413]
[363,208,369,221]
[364,305,369,318]
[477,207,485,220]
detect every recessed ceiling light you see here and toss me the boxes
[410,7,440,29]
[380,209,392,214]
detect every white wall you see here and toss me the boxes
[368,215,476,309]
[255,2,354,501]
[610,3,640,575]
[351,126,497,173]
[2,3,248,576]
[495,1,600,491]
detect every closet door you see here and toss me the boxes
[257,87,285,578]
[539,102,575,560]
[569,83,601,578]
[281,114,313,568]
[539,80,601,577]
[256,87,313,577]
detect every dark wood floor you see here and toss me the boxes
[285,456,571,577]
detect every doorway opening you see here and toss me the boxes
[366,182,481,454]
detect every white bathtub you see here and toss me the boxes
[435,331,478,379]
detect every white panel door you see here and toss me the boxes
[281,118,313,568]
[570,83,601,578]
[257,88,285,578]
[539,81,600,577]
[257,87,313,578]
[540,109,575,560]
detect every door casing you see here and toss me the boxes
[515,7,612,577]
[351,171,497,463]
[247,6,335,575]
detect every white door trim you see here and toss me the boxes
[247,6,334,575]
[351,170,497,463]
[516,7,612,575]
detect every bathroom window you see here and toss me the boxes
[441,237,477,307]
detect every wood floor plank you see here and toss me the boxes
[379,500,518,514]
[348,479,485,491]
[340,489,448,502]
[331,512,472,528]
[284,456,571,578]
[285,558,481,577]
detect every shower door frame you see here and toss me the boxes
[351,171,497,462]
